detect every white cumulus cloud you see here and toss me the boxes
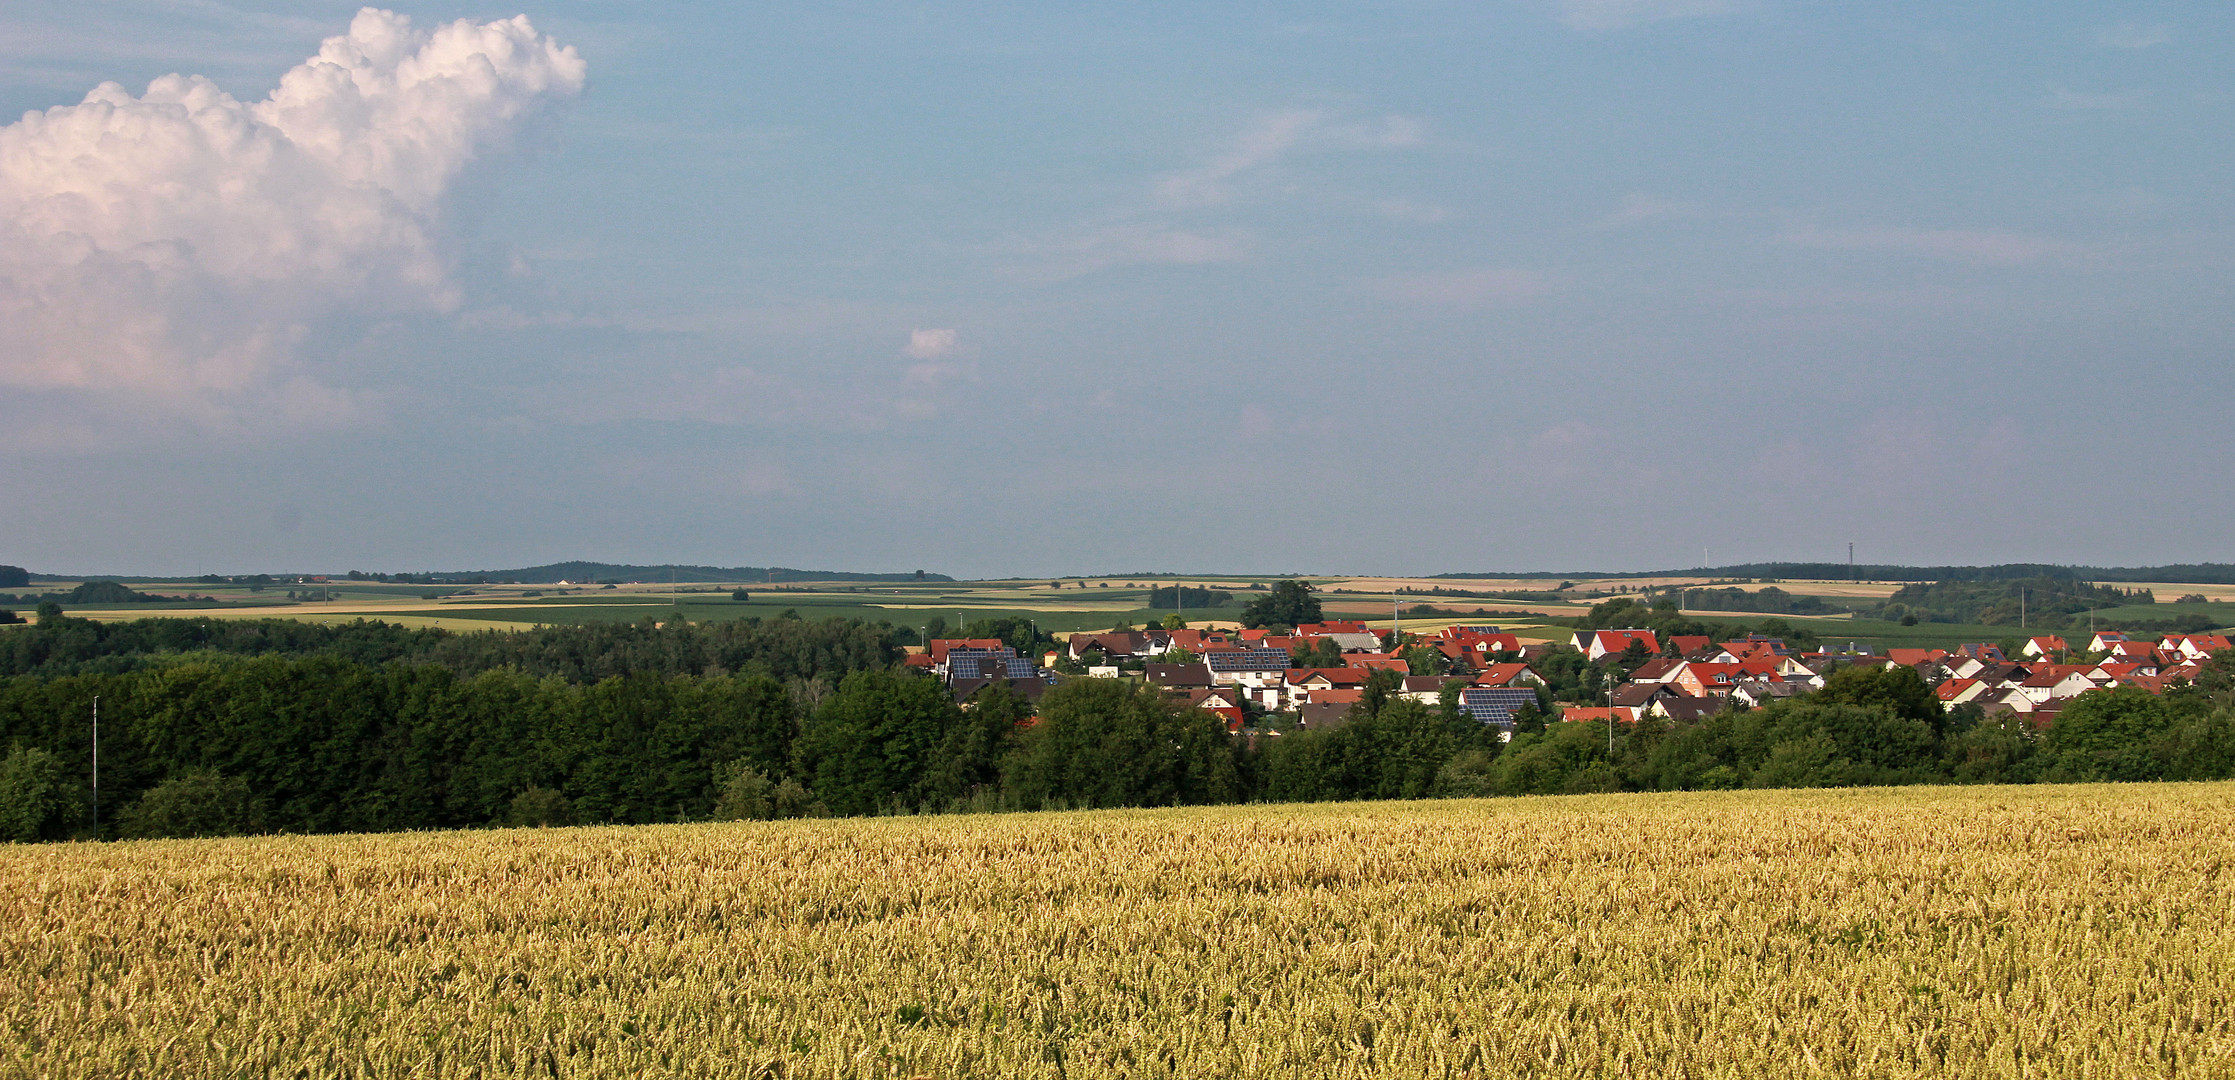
[0,7,584,426]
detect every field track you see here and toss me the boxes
[8,784,2235,1078]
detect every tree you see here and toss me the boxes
[118,770,257,838]
[0,746,79,842]
[506,786,575,827]
[1241,580,1322,630]
[1001,679,1239,809]
[1161,613,1188,630]
[793,669,961,816]
[711,762,776,820]
[1290,638,1344,669]
[1813,664,1943,733]
[730,589,750,601]
[0,565,28,589]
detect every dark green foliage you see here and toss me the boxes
[1289,638,1344,669]
[1146,585,1232,609]
[118,770,256,838]
[505,787,575,827]
[1813,665,1943,730]
[1880,576,2149,628]
[1260,694,1488,802]
[793,669,965,815]
[0,610,901,681]
[1240,581,1322,630]
[1682,586,1834,615]
[0,745,80,842]
[1000,680,1241,809]
[0,566,29,589]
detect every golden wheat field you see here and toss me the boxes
[7,785,2235,1079]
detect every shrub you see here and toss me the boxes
[119,771,256,839]
[506,787,575,828]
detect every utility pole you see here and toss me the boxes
[1849,542,1855,581]
[1606,678,1615,758]
[90,695,99,836]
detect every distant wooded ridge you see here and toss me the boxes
[7,563,954,585]
[406,562,954,584]
[1433,563,2235,584]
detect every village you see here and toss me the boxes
[905,621,2231,736]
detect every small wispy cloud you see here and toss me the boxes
[2050,86,2146,110]
[1155,111,1427,207]
[1375,199,1453,225]
[1592,193,1706,229]
[1377,268,1553,308]
[1783,225,2082,267]
[1556,0,1743,31]
[997,223,1251,281]
[2096,23,2172,50]
[904,328,958,359]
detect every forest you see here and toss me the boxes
[2,607,2234,842]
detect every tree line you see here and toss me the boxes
[4,609,2235,842]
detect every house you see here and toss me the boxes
[927,638,1007,672]
[1181,687,1248,730]
[2173,634,2231,661]
[1561,706,1635,726]
[1205,649,1292,688]
[1977,662,2034,689]
[2089,631,2130,653]
[1146,663,1214,691]
[1939,655,1987,680]
[1935,678,1990,708]
[1732,679,1808,708]
[1955,643,2009,663]
[2022,636,2069,660]
[1627,658,1684,684]
[1304,631,1385,653]
[1611,682,1682,711]
[1067,631,1149,661]
[2018,666,2098,704]
[1399,675,1468,703]
[1298,701,1357,729]
[1884,648,1950,670]
[1668,662,1750,698]
[951,676,1049,704]
[947,649,1036,683]
[1286,667,1370,707]
[1651,696,1725,722]
[1668,635,1712,657]
[1163,628,1233,653]
[1296,620,1372,636]
[1577,629,1661,661]
[1472,662,1546,688]
[1346,655,1411,673]
[1439,627,1521,655]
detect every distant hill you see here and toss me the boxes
[1434,563,2235,584]
[413,562,952,585]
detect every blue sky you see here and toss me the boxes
[1,1,2229,577]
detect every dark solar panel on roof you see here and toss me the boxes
[1457,686,1539,725]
